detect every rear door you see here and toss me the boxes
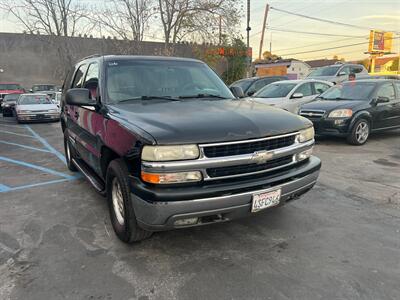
[391,82,400,126]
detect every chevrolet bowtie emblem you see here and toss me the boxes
[251,150,274,164]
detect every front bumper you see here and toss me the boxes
[17,113,60,122]
[130,156,321,231]
[310,118,351,137]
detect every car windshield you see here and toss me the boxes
[320,82,376,101]
[230,79,254,92]
[0,83,22,90]
[309,66,341,77]
[18,95,52,105]
[32,85,56,91]
[3,95,19,101]
[254,83,297,98]
[106,60,233,103]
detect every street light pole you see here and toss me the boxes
[246,0,251,77]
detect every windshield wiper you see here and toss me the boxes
[334,97,348,100]
[118,96,181,103]
[179,93,227,99]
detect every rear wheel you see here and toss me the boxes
[347,119,370,145]
[64,131,77,171]
[106,159,152,243]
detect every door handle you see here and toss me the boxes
[74,111,79,119]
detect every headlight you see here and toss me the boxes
[328,109,352,118]
[298,127,314,143]
[141,171,202,184]
[142,145,199,161]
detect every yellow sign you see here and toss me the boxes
[368,30,393,53]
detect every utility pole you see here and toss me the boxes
[246,0,251,77]
[259,4,269,60]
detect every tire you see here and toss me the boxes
[64,131,78,172]
[347,119,370,145]
[106,159,152,243]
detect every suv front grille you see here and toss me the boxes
[206,155,294,178]
[300,110,326,119]
[203,135,296,158]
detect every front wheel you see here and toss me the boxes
[64,132,77,171]
[347,119,370,145]
[106,159,152,243]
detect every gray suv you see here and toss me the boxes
[307,63,368,84]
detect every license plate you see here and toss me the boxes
[251,189,281,212]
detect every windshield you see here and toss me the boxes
[309,66,341,77]
[230,79,254,92]
[32,85,56,91]
[320,82,376,100]
[0,84,22,90]
[3,94,20,102]
[18,95,52,105]
[106,60,233,103]
[254,83,297,98]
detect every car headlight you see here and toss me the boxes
[328,109,352,118]
[142,145,200,161]
[298,127,314,143]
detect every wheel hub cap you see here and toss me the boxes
[355,122,369,143]
[112,178,125,226]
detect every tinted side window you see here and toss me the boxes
[377,83,395,100]
[351,66,364,73]
[314,82,331,94]
[71,64,87,88]
[254,80,267,91]
[295,83,313,96]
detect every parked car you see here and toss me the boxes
[15,93,60,123]
[1,93,20,117]
[61,55,321,243]
[358,74,400,80]
[30,84,58,93]
[230,76,288,97]
[249,79,333,114]
[0,82,25,110]
[300,79,400,145]
[53,92,62,105]
[307,63,368,84]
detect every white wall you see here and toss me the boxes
[287,61,311,79]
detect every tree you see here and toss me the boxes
[0,0,90,37]
[389,58,399,72]
[220,38,247,85]
[157,0,241,46]
[96,0,157,41]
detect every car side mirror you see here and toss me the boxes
[247,91,255,96]
[29,89,33,93]
[66,88,95,106]
[375,96,390,104]
[230,86,245,98]
[337,71,346,76]
[291,93,303,99]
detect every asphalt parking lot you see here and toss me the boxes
[0,115,399,300]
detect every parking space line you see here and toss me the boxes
[0,184,11,192]
[0,156,77,180]
[0,130,35,138]
[25,125,67,165]
[6,178,75,192]
[0,140,51,153]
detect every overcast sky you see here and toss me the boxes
[1,0,399,61]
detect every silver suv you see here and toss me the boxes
[307,63,368,84]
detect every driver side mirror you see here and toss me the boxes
[337,71,346,76]
[247,91,255,96]
[66,88,96,106]
[375,96,390,104]
[230,86,245,98]
[291,93,303,99]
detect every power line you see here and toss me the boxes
[268,27,367,38]
[270,6,400,34]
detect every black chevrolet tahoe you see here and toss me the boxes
[61,55,321,243]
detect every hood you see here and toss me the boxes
[108,99,311,145]
[301,99,366,111]
[17,104,59,111]
[250,97,287,106]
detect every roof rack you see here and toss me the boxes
[78,54,102,62]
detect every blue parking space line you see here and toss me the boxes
[24,125,67,165]
[5,178,76,192]
[0,130,36,138]
[0,184,11,192]
[0,156,76,180]
[0,140,51,153]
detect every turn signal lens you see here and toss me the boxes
[295,147,313,162]
[141,171,202,184]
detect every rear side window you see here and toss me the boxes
[351,66,364,74]
[71,64,87,88]
[377,83,395,100]
[314,82,331,94]
[254,80,267,91]
[295,83,313,96]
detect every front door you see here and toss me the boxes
[372,82,398,129]
[289,82,315,113]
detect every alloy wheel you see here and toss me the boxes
[355,121,369,144]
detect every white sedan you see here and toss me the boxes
[248,79,333,114]
[15,93,60,123]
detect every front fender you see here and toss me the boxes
[349,110,373,130]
